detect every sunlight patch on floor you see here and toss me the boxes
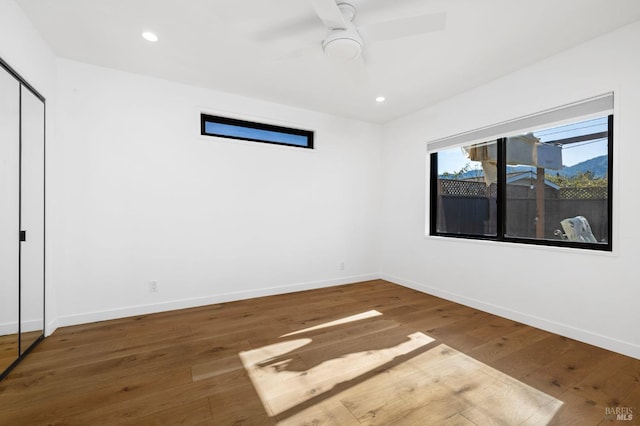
[239,313,563,425]
[240,330,434,417]
[279,310,382,338]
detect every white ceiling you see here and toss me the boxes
[16,0,640,123]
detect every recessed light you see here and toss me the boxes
[142,31,158,42]
[375,96,386,103]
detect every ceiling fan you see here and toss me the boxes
[309,0,447,63]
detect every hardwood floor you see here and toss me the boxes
[0,280,638,425]
[0,333,19,375]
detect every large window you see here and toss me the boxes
[429,97,613,251]
[201,113,314,149]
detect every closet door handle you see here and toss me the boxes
[20,230,26,242]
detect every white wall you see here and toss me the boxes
[0,1,55,94]
[54,59,383,325]
[0,0,58,335]
[4,0,639,360]
[380,21,640,359]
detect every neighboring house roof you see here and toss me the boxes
[506,171,560,190]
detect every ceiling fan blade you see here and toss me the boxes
[360,12,446,42]
[251,16,322,43]
[270,43,322,63]
[309,0,347,29]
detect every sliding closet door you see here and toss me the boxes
[19,86,45,354]
[0,68,20,371]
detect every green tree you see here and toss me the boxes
[546,171,607,188]
[441,162,471,179]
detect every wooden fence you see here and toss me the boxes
[437,180,608,241]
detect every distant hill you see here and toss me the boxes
[441,155,608,179]
[560,155,608,178]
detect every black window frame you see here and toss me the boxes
[200,113,314,149]
[429,114,613,252]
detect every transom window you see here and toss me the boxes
[201,113,314,149]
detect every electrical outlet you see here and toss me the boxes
[340,261,345,271]
[149,281,158,293]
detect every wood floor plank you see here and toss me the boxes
[568,353,639,408]
[0,279,637,425]
[0,333,19,373]
[118,397,214,426]
[275,398,360,426]
[467,323,550,364]
[552,387,611,425]
[209,382,276,426]
[338,347,471,425]
[0,366,194,424]
[520,342,618,399]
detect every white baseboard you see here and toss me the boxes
[56,273,380,328]
[0,322,18,335]
[381,273,640,360]
[45,318,58,337]
[0,319,43,335]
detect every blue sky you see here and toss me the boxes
[205,122,309,146]
[437,116,608,174]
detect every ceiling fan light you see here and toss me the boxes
[323,37,362,62]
